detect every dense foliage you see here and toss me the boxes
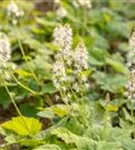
[0,0,135,149]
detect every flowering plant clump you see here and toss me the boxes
[52,24,89,102]
[0,0,135,149]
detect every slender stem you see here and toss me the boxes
[4,81,22,116]
[12,74,38,95]
[6,66,38,95]
[0,76,22,116]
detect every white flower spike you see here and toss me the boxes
[0,32,11,68]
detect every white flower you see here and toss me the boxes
[73,41,88,71]
[126,28,135,69]
[53,24,72,50]
[7,1,24,17]
[52,24,89,100]
[7,1,18,15]
[53,24,73,65]
[0,32,11,68]
[52,24,73,92]
[56,6,67,19]
[124,70,135,100]
[53,60,66,77]
[7,1,24,20]
[73,0,92,9]
[52,60,67,89]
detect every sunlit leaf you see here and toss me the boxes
[1,116,42,136]
[15,69,32,77]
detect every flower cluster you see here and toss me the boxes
[52,24,72,94]
[0,32,11,68]
[52,24,89,102]
[126,29,135,69]
[73,41,88,72]
[56,5,67,19]
[72,42,89,92]
[73,0,92,9]
[52,60,66,90]
[53,24,72,50]
[124,70,135,100]
[53,24,72,65]
[7,0,24,24]
[125,28,135,100]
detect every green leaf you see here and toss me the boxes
[33,144,62,150]
[36,18,56,27]
[37,108,55,119]
[20,139,43,147]
[15,69,32,77]
[23,38,41,50]
[1,116,42,136]
[51,127,96,149]
[0,87,11,108]
[105,21,129,38]
[37,104,69,118]
[94,72,128,93]
[105,104,118,112]
[5,135,17,144]
[106,58,129,74]
[89,47,109,66]
[97,141,122,150]
[40,82,57,94]
[90,47,109,63]
[51,127,79,144]
[20,104,38,117]
[52,105,69,117]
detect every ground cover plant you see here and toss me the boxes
[0,0,135,149]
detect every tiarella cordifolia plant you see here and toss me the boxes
[7,0,24,24]
[52,24,89,102]
[1,0,135,149]
[52,24,73,102]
